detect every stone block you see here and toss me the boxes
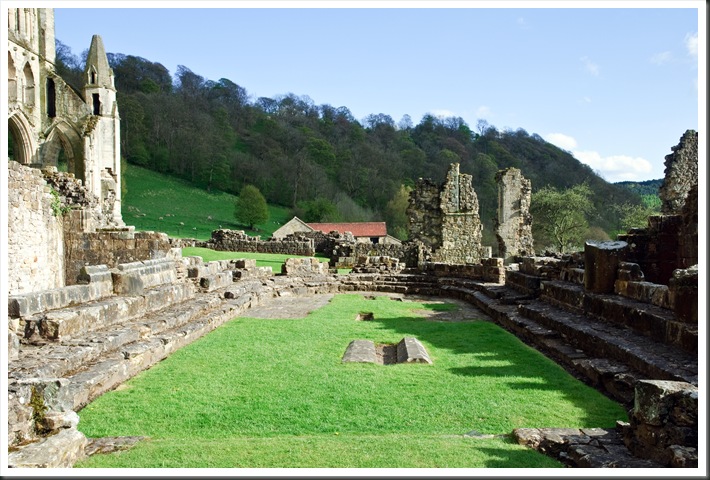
[396,337,432,364]
[633,380,697,426]
[235,258,257,269]
[668,265,698,324]
[112,258,177,295]
[282,257,330,276]
[7,427,87,468]
[342,340,377,363]
[200,272,234,292]
[17,378,75,413]
[9,332,20,360]
[584,241,628,294]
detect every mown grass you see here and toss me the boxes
[75,295,627,469]
[122,164,292,240]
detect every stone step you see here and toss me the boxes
[10,280,277,425]
[20,282,196,342]
[540,280,697,354]
[437,282,686,406]
[7,427,87,468]
[519,301,697,386]
[65,286,275,410]
[505,270,542,296]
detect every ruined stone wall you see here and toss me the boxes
[659,130,698,215]
[408,163,483,264]
[207,229,315,256]
[63,228,172,285]
[420,258,505,284]
[333,242,408,268]
[7,161,65,294]
[407,178,442,250]
[495,168,534,263]
[621,380,698,467]
[615,132,698,285]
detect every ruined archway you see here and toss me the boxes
[8,112,37,165]
[42,121,85,181]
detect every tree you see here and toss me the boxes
[614,202,658,231]
[531,183,594,253]
[384,184,412,240]
[234,184,269,230]
[296,197,339,222]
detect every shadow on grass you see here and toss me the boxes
[360,296,626,428]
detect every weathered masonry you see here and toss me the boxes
[6,8,172,297]
[407,163,484,264]
[494,167,534,264]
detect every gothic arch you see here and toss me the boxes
[8,51,17,102]
[22,62,35,106]
[8,111,37,165]
[43,121,85,180]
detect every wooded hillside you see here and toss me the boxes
[55,41,644,244]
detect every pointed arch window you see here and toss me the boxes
[23,62,34,106]
[47,78,56,118]
[8,52,17,102]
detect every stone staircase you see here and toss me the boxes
[409,271,697,408]
[7,257,341,467]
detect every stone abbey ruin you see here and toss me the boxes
[6,8,700,470]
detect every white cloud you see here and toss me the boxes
[650,51,673,65]
[572,150,653,183]
[685,32,698,58]
[580,56,600,76]
[544,133,578,151]
[580,96,592,104]
[545,133,653,182]
[475,105,491,117]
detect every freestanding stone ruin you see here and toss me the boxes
[658,129,698,215]
[407,163,484,264]
[494,167,534,264]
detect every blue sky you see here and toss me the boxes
[52,1,704,183]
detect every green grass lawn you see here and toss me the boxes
[122,164,292,240]
[75,295,626,469]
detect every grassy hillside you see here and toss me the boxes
[122,164,292,240]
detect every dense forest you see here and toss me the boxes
[55,41,646,245]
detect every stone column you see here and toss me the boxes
[584,240,628,294]
[495,167,533,264]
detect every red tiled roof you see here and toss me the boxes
[307,222,387,237]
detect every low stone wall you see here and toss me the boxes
[350,256,404,274]
[615,262,670,308]
[64,229,172,285]
[420,258,505,284]
[8,265,114,318]
[206,229,314,256]
[111,258,178,295]
[333,242,408,268]
[281,257,330,276]
[621,380,698,467]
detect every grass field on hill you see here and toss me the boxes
[75,295,626,469]
[122,164,291,240]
